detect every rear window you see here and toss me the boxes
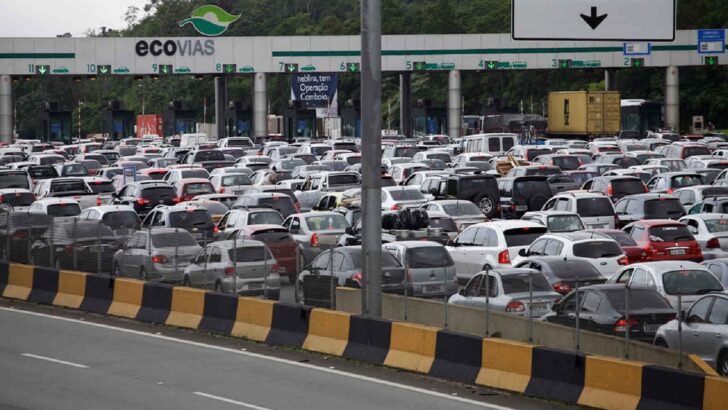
[250,229,291,242]
[28,166,58,179]
[311,146,331,156]
[388,189,425,201]
[525,167,561,176]
[501,272,552,293]
[599,231,637,246]
[683,147,711,158]
[605,288,671,311]
[552,157,581,170]
[503,227,547,247]
[101,211,139,229]
[50,181,88,193]
[428,217,458,232]
[141,187,175,201]
[228,246,271,262]
[47,203,81,217]
[222,174,252,186]
[644,199,685,219]
[577,197,615,217]
[503,137,515,151]
[304,215,349,231]
[334,143,358,152]
[328,174,359,186]
[0,192,34,207]
[573,241,623,258]
[351,249,400,269]
[670,175,703,188]
[248,211,284,226]
[526,149,552,160]
[62,164,88,176]
[87,180,115,194]
[547,215,584,232]
[406,246,454,268]
[226,139,252,147]
[258,197,296,215]
[704,218,728,234]
[662,270,723,295]
[169,210,213,229]
[611,179,646,196]
[442,202,482,216]
[181,169,210,179]
[183,183,214,195]
[428,153,451,163]
[152,232,198,247]
[569,172,599,184]
[598,146,620,153]
[194,150,225,161]
[395,147,418,158]
[648,225,694,242]
[513,179,551,197]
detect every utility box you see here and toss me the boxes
[547,91,620,137]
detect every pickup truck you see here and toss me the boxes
[182,149,234,172]
[338,209,449,246]
[32,177,106,209]
[294,171,362,212]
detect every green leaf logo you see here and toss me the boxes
[179,5,240,36]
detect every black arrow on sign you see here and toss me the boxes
[580,6,608,30]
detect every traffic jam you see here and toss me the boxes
[1,131,728,375]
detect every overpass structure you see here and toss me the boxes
[0,29,725,141]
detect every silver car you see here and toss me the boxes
[448,269,562,318]
[282,212,349,266]
[654,293,728,375]
[113,228,201,282]
[183,239,280,299]
[383,241,458,298]
[680,214,728,260]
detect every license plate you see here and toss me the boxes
[670,249,686,255]
[88,245,102,253]
[423,285,443,294]
[589,224,607,229]
[643,323,661,333]
[515,205,528,211]
[246,283,263,290]
[530,302,549,311]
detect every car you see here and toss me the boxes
[390,163,430,185]
[542,192,617,230]
[654,293,728,375]
[497,176,552,219]
[545,174,581,194]
[425,211,460,241]
[701,259,728,288]
[583,176,647,203]
[514,256,607,295]
[680,214,728,260]
[54,163,90,177]
[0,188,35,211]
[532,154,583,171]
[183,239,281,299]
[578,163,621,175]
[646,172,704,194]
[28,197,82,219]
[282,211,349,266]
[0,211,51,264]
[643,158,688,172]
[449,268,561,317]
[543,284,675,342]
[446,220,547,285]
[171,178,215,203]
[608,261,724,309]
[232,192,298,218]
[436,174,501,219]
[601,169,652,184]
[506,165,561,178]
[564,170,600,186]
[588,229,644,264]
[383,241,458,298]
[217,208,284,232]
[381,186,428,211]
[113,228,201,282]
[163,167,210,186]
[673,185,728,211]
[688,196,728,215]
[661,142,712,160]
[78,205,140,239]
[512,231,626,278]
[623,220,703,263]
[420,200,486,231]
[593,154,641,168]
[113,181,177,217]
[521,211,585,233]
[614,193,686,228]
[181,199,230,224]
[141,204,216,244]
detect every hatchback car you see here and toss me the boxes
[420,200,485,231]
[113,228,201,282]
[282,211,349,266]
[232,192,298,218]
[521,211,585,233]
[583,176,647,203]
[623,220,703,263]
[221,225,298,283]
[217,208,284,233]
[614,194,686,228]
[680,214,728,260]
[589,229,644,264]
[141,204,216,244]
[0,188,35,211]
[78,205,140,239]
[514,256,607,295]
[383,241,458,298]
[113,181,177,217]
[31,220,120,274]
[381,186,428,211]
[542,192,617,230]
[647,172,704,194]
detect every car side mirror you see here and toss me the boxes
[429,187,439,195]
[345,227,354,235]
[518,249,528,257]
[189,257,196,264]
[458,289,465,296]
[552,302,560,312]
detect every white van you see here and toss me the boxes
[462,133,518,156]
[179,133,209,148]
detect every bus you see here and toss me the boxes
[621,99,663,137]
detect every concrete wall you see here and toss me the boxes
[336,288,701,373]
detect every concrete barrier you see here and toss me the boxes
[166,286,205,329]
[27,267,59,305]
[199,292,238,335]
[476,338,533,393]
[342,315,391,364]
[231,297,273,342]
[303,309,351,356]
[136,282,172,324]
[384,322,437,373]
[578,356,643,410]
[3,264,33,300]
[703,375,728,410]
[429,330,482,384]
[53,270,86,309]
[108,278,144,319]
[79,274,114,314]
[265,303,310,348]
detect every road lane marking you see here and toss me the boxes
[1,307,513,410]
[194,392,272,410]
[21,353,89,369]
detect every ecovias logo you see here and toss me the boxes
[178,5,240,36]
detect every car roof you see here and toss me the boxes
[632,219,686,227]
[84,205,135,213]
[628,261,706,271]
[470,220,546,230]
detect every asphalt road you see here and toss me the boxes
[0,302,571,410]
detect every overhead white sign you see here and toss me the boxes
[512,0,676,41]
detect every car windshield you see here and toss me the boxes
[222,174,252,186]
[62,164,88,176]
[183,183,214,195]
[648,225,694,242]
[61,222,114,239]
[572,241,623,258]
[388,189,425,201]
[181,169,210,179]
[605,288,672,311]
[503,227,547,247]
[47,203,81,217]
[305,215,349,231]
[279,159,306,170]
[101,211,139,229]
[501,272,553,293]
[611,180,646,197]
[258,197,296,215]
[670,175,703,188]
[169,210,213,229]
[248,211,284,225]
[0,192,34,206]
[662,270,723,295]
[228,246,272,262]
[152,232,198,247]
[569,172,599,184]
[644,199,685,219]
[442,202,482,216]
[547,215,584,232]
[406,246,454,268]
[704,218,728,233]
[576,197,615,217]
[195,201,229,215]
[525,167,560,176]
[428,217,458,232]
[87,180,115,194]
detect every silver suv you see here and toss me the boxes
[113,228,201,282]
[541,192,617,229]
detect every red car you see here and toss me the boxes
[173,178,215,203]
[233,225,298,283]
[623,220,703,263]
[590,229,644,264]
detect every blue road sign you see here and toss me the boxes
[698,29,725,54]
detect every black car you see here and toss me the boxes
[514,256,606,295]
[31,220,121,274]
[498,176,551,219]
[543,284,676,342]
[232,192,298,218]
[614,193,686,228]
[546,174,580,194]
[113,181,177,217]
[0,211,51,264]
[0,170,32,190]
[584,176,647,203]
[436,174,500,219]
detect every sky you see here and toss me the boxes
[0,0,150,37]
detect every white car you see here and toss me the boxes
[28,197,81,219]
[0,188,35,211]
[390,163,430,185]
[217,208,285,233]
[511,232,626,278]
[381,186,427,211]
[541,191,617,229]
[673,185,728,211]
[446,220,548,285]
[209,173,253,195]
[680,214,728,260]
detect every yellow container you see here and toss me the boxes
[548,91,621,136]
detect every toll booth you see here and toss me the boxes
[225,101,253,137]
[284,102,317,140]
[103,101,135,141]
[412,101,447,136]
[341,105,361,138]
[163,101,196,137]
[39,102,72,144]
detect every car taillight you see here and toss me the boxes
[613,318,639,333]
[12,230,28,240]
[553,281,572,295]
[295,202,301,212]
[707,237,720,249]
[96,197,102,206]
[219,187,225,193]
[213,225,219,234]
[310,232,319,247]
[511,203,516,211]
[498,249,510,265]
[607,183,613,197]
[137,198,149,206]
[224,266,235,276]
[617,255,629,265]
[391,203,401,211]
[152,255,168,264]
[172,197,182,203]
[271,263,279,273]
[667,187,673,195]
[642,182,649,193]
[506,300,525,313]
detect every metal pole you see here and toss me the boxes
[0,75,12,144]
[403,259,409,321]
[295,245,301,304]
[72,217,78,270]
[27,211,32,265]
[485,268,490,337]
[677,294,683,368]
[5,211,10,263]
[97,222,102,274]
[665,66,680,131]
[361,0,382,317]
[214,76,227,139]
[253,73,267,138]
[625,283,630,359]
[263,242,269,299]
[49,219,54,268]
[528,270,533,343]
[399,73,411,138]
[447,70,462,140]
[233,231,237,295]
[443,271,448,328]
[174,229,178,282]
[574,259,580,352]
[329,250,335,309]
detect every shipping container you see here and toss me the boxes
[136,114,163,138]
[547,91,620,137]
